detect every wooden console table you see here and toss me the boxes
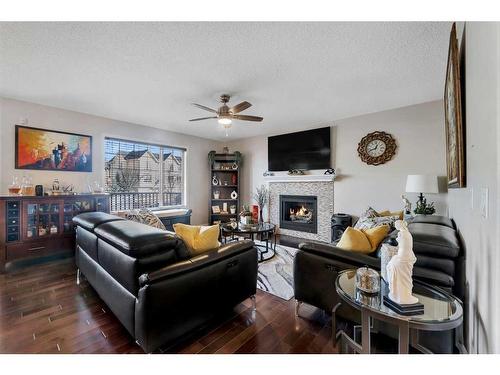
[0,194,109,273]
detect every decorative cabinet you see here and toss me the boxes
[209,153,241,225]
[0,194,109,273]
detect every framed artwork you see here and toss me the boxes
[15,125,92,172]
[444,23,465,188]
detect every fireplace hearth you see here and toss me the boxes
[279,195,317,234]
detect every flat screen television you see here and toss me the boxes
[268,127,331,171]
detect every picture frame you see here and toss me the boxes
[212,205,221,214]
[15,125,93,172]
[444,23,465,188]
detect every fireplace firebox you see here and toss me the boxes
[279,195,318,234]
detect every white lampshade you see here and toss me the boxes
[405,175,439,194]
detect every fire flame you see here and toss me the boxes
[290,205,308,217]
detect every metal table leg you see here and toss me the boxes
[331,302,342,347]
[398,320,410,354]
[361,309,371,354]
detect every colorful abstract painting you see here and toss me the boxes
[16,126,92,172]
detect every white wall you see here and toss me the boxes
[226,100,447,220]
[447,22,500,354]
[0,97,219,225]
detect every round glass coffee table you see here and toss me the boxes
[220,222,276,262]
[333,269,465,354]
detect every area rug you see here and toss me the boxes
[255,240,298,301]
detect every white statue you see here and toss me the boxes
[386,220,419,305]
[401,194,411,214]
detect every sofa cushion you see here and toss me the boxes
[363,225,390,251]
[173,223,220,255]
[337,227,373,254]
[124,208,166,230]
[95,220,180,259]
[354,215,399,230]
[379,210,404,220]
[408,223,461,258]
[409,215,455,229]
[72,212,124,232]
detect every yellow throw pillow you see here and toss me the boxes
[337,227,373,254]
[173,223,220,255]
[379,210,403,220]
[362,225,390,251]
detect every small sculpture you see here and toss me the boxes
[386,220,418,305]
[401,194,411,214]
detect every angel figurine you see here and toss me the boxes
[386,220,419,305]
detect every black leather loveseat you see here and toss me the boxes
[293,215,465,353]
[73,212,258,353]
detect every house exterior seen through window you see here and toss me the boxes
[104,137,186,211]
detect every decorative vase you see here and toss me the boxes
[259,209,264,224]
[212,175,219,185]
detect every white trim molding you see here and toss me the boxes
[264,174,335,183]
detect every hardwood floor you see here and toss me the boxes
[0,257,339,354]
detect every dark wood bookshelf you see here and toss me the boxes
[209,153,241,225]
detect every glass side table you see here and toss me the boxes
[333,269,465,354]
[220,222,276,262]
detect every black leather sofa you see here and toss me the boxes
[293,215,465,353]
[73,212,258,353]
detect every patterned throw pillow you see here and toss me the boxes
[360,206,379,219]
[125,208,166,230]
[354,215,400,231]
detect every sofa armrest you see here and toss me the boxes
[139,240,255,286]
[298,242,380,269]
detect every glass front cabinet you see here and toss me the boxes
[23,198,97,240]
[1,194,110,273]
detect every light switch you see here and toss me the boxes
[480,188,488,218]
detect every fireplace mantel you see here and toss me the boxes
[264,174,335,183]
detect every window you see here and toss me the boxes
[104,138,186,211]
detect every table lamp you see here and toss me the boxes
[405,175,439,214]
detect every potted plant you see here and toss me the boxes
[414,198,436,215]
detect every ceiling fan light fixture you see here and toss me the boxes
[218,117,232,126]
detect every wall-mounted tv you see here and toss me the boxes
[268,127,331,171]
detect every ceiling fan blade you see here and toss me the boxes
[230,101,252,114]
[232,114,263,122]
[192,103,217,113]
[189,116,218,122]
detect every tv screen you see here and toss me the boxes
[268,127,331,171]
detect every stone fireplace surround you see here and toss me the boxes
[269,180,334,243]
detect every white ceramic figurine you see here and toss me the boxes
[386,220,419,305]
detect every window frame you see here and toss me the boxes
[104,136,187,210]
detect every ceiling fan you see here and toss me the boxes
[189,94,263,136]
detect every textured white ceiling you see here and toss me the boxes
[0,22,451,140]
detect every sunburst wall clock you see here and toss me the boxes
[357,131,397,166]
